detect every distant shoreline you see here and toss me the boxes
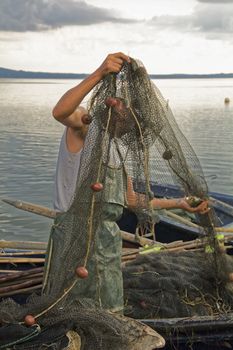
[1,67,233,79]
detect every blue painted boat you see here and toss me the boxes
[119,184,233,245]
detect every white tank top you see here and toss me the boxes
[53,128,82,212]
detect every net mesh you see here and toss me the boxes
[0,58,232,349]
[123,251,233,320]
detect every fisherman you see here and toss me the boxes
[44,52,209,313]
[52,52,208,215]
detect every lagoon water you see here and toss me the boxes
[0,78,233,242]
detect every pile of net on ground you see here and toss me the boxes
[0,295,164,350]
[123,251,233,320]
[0,57,232,349]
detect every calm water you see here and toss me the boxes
[0,78,233,242]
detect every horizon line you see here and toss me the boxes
[0,66,233,78]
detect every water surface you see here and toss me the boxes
[0,78,232,241]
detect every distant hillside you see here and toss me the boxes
[0,67,87,79]
[0,67,233,79]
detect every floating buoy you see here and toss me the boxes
[224,97,230,104]
[76,266,88,279]
[24,314,36,326]
[105,97,118,107]
[81,114,92,125]
[91,183,103,192]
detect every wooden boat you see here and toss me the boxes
[1,185,233,348]
[1,247,233,348]
[2,183,233,246]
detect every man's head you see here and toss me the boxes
[104,97,135,138]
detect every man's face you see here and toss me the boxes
[108,98,135,138]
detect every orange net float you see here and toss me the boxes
[75,266,89,279]
[105,97,118,107]
[90,183,103,192]
[105,97,126,112]
[24,314,36,326]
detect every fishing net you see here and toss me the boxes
[123,251,233,320]
[0,58,233,349]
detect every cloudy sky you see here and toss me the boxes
[0,0,233,74]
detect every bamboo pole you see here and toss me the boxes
[0,273,43,288]
[0,250,46,258]
[0,284,42,298]
[122,254,137,262]
[163,242,204,252]
[2,198,57,219]
[0,267,43,283]
[122,234,233,261]
[3,196,201,229]
[214,227,233,233]
[0,257,45,264]
[0,240,47,250]
[0,251,46,256]
[165,211,200,229]
[0,277,43,294]
[0,269,22,274]
[120,230,154,246]
[0,232,153,252]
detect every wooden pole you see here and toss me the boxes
[0,240,47,250]
[0,251,46,256]
[2,198,57,219]
[0,257,45,264]
[0,267,43,283]
[0,273,43,288]
[214,227,233,233]
[0,284,42,298]
[0,250,46,257]
[165,211,200,229]
[120,230,154,246]
[3,196,201,229]
[0,277,43,293]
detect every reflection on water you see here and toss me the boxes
[0,78,233,242]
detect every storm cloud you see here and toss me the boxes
[0,0,136,32]
[149,1,233,39]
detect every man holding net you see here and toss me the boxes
[45,52,209,314]
[52,52,209,215]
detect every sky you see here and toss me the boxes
[0,0,233,74]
